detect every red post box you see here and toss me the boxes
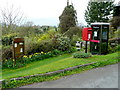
[82,27,92,41]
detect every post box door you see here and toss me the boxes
[82,28,92,41]
[13,38,24,58]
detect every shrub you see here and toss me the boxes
[117,45,120,51]
[2,59,13,68]
[2,33,17,46]
[38,40,54,53]
[70,35,81,46]
[65,27,82,39]
[51,49,63,56]
[2,46,12,60]
[65,47,77,53]
[52,34,71,51]
[73,52,92,58]
[108,44,118,54]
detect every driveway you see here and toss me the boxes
[19,63,118,88]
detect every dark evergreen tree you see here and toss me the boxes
[110,16,120,29]
[112,4,120,29]
[59,3,77,34]
[85,1,114,25]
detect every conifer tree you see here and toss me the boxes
[85,0,114,25]
[59,2,77,34]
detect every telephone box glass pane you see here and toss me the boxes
[102,31,107,40]
[102,25,108,42]
[94,31,97,37]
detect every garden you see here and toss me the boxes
[1,50,119,88]
[1,0,120,89]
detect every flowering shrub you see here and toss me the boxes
[52,34,71,51]
[2,33,17,46]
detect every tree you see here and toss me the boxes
[17,21,35,37]
[59,4,77,34]
[0,4,26,35]
[85,0,114,25]
[64,26,82,39]
[110,16,120,29]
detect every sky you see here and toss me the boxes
[0,0,119,26]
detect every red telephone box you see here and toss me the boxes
[82,27,92,41]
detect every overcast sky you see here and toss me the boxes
[0,0,119,26]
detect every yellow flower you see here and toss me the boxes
[13,59,15,61]
[23,55,27,58]
[5,59,7,61]
[41,52,44,54]
[35,53,40,55]
[29,55,32,58]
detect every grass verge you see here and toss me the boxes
[2,52,118,80]
[2,52,119,88]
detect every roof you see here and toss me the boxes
[91,22,110,25]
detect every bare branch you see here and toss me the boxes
[0,4,25,26]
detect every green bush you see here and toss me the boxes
[73,52,92,58]
[2,58,26,69]
[108,44,118,54]
[70,35,81,46]
[2,46,12,60]
[51,49,63,56]
[117,45,120,51]
[25,33,71,55]
[2,59,13,68]
[2,33,17,46]
[65,27,82,39]
[66,47,77,53]
[53,34,71,51]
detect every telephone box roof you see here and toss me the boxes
[91,22,110,25]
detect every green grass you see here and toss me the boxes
[2,52,119,80]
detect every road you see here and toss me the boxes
[19,64,118,88]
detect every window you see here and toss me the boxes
[102,31,107,40]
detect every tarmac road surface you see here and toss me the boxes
[19,63,118,88]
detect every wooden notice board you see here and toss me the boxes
[13,38,25,59]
